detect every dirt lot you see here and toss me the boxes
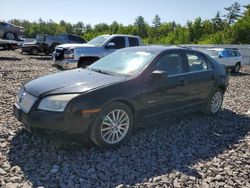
[0,49,249,188]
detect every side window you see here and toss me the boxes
[220,51,229,58]
[0,22,8,27]
[187,53,208,72]
[108,37,125,49]
[229,51,235,57]
[68,35,85,43]
[156,52,183,76]
[128,37,139,47]
[78,37,86,43]
[236,51,241,56]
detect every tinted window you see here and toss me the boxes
[57,34,68,39]
[220,51,229,58]
[235,51,241,56]
[0,22,8,27]
[187,53,208,72]
[228,50,236,57]
[108,37,125,49]
[129,37,139,47]
[68,35,85,43]
[156,52,183,76]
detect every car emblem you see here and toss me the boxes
[19,92,26,103]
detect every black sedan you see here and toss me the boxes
[13,46,229,148]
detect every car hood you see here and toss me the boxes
[24,69,127,97]
[22,41,37,46]
[56,43,94,49]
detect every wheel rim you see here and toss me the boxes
[32,48,38,55]
[5,33,15,40]
[101,109,129,144]
[210,91,223,114]
[235,64,240,73]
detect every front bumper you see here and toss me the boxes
[13,103,96,143]
[53,59,78,70]
[21,46,32,52]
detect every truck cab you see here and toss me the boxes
[53,34,142,69]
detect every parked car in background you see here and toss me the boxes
[203,48,243,73]
[0,39,18,50]
[52,34,142,69]
[21,34,86,55]
[20,40,44,55]
[13,46,229,148]
[0,22,24,40]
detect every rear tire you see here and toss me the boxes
[4,32,16,40]
[90,102,134,148]
[233,63,240,73]
[203,89,223,115]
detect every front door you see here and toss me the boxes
[103,37,126,57]
[142,50,192,119]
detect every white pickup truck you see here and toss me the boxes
[52,34,143,69]
[204,48,243,73]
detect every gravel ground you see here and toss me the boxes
[0,49,249,188]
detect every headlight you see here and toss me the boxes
[38,94,79,112]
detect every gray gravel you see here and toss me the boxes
[0,49,250,188]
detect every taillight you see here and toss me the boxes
[64,49,74,59]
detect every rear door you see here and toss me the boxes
[183,50,216,103]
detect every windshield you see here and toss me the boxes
[87,36,111,47]
[89,49,157,76]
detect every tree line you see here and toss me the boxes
[7,2,250,44]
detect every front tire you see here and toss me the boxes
[30,47,39,55]
[90,102,134,148]
[203,89,223,115]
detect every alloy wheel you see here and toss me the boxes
[100,109,130,144]
[210,91,223,114]
[5,32,15,40]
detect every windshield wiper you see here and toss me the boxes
[87,67,111,75]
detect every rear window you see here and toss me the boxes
[128,37,139,47]
[0,22,8,27]
[68,35,86,43]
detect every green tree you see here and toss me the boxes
[224,2,242,25]
[134,16,148,38]
[231,4,250,43]
[211,11,225,31]
[152,14,161,28]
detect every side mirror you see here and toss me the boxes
[151,70,167,81]
[106,42,115,49]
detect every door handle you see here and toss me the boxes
[179,80,185,86]
[210,75,216,80]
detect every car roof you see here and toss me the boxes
[206,48,224,51]
[100,34,140,38]
[206,48,239,52]
[119,45,202,54]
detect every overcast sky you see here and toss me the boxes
[0,0,249,25]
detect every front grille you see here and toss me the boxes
[17,88,37,113]
[55,48,64,61]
